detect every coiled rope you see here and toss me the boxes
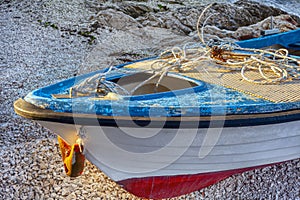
[70,4,299,98]
[152,4,299,85]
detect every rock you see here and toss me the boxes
[230,0,286,28]
[136,0,299,35]
[118,2,155,18]
[28,190,34,199]
[2,162,10,168]
[86,0,299,37]
[54,185,61,192]
[61,187,70,196]
[39,162,47,170]
[92,9,141,31]
[235,15,298,39]
[66,192,76,200]
[201,14,300,41]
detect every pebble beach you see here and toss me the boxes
[0,0,299,199]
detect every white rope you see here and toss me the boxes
[154,2,299,85]
[197,3,214,45]
[71,4,299,98]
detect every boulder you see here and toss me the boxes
[118,3,155,18]
[92,9,141,31]
[136,0,299,35]
[199,14,299,41]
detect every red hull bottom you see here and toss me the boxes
[118,164,273,199]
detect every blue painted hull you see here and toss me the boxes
[14,60,300,128]
[236,29,300,51]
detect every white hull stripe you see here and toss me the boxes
[37,120,300,182]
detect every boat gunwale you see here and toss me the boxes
[236,28,300,52]
[14,98,300,128]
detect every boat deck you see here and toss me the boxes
[125,59,300,103]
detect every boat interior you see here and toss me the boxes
[111,72,199,96]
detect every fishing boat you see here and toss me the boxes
[14,26,300,199]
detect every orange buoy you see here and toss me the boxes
[57,136,85,177]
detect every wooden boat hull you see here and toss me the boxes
[13,29,300,198]
[35,118,300,199]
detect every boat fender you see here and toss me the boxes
[57,136,85,177]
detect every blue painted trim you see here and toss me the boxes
[22,30,300,120]
[236,29,300,51]
[30,57,157,98]
[30,111,300,128]
[24,55,300,118]
[14,98,300,128]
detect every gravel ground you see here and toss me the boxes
[0,0,299,199]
